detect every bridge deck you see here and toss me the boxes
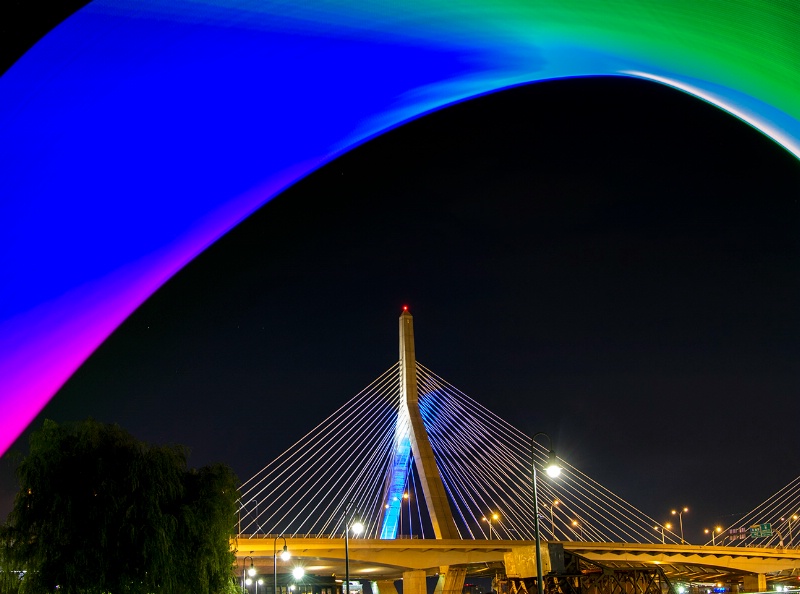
[233,536,800,582]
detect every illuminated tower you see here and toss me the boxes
[379,308,459,539]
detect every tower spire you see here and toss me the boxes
[398,308,459,539]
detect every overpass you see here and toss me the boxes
[235,536,800,588]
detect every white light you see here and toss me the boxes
[246,578,253,585]
[248,566,257,577]
[351,521,365,535]
[545,464,561,478]
[281,549,291,562]
[292,567,305,580]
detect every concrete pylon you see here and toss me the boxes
[403,570,428,594]
[434,566,468,594]
[400,309,460,540]
[742,574,766,592]
[373,580,399,594]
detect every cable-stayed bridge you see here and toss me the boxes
[235,310,800,594]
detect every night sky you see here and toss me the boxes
[2,1,800,547]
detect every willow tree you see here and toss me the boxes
[2,419,239,594]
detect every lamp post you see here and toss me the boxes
[397,493,409,538]
[344,519,364,594]
[532,432,561,594]
[671,507,689,544]
[571,519,584,541]
[549,500,559,540]
[782,514,798,546]
[654,523,672,544]
[704,527,722,546]
[242,554,256,593]
[274,535,291,594]
[483,512,500,540]
[239,499,259,537]
[403,492,410,538]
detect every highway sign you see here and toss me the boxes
[749,523,772,538]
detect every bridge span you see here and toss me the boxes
[236,312,800,594]
[234,536,800,589]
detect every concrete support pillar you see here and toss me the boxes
[433,566,467,594]
[742,574,766,592]
[434,567,446,594]
[729,582,739,594]
[373,580,399,594]
[403,570,428,594]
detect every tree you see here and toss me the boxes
[1,419,239,594]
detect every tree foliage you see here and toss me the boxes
[0,419,239,594]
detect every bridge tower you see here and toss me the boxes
[379,308,459,539]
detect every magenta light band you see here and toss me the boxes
[1,0,799,454]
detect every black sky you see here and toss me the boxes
[2,2,800,546]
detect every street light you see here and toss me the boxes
[781,514,798,546]
[654,523,672,544]
[704,527,722,546]
[482,512,500,540]
[397,492,410,537]
[403,492,410,537]
[671,507,689,544]
[532,432,561,594]
[549,500,559,540]
[274,535,291,594]
[345,519,364,594]
[242,554,256,592]
[571,519,584,541]
[253,499,260,535]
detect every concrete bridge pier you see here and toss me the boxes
[373,580,399,594]
[742,574,766,592]
[403,570,428,594]
[433,566,467,594]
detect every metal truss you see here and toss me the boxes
[501,550,674,594]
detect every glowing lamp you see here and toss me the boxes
[545,451,561,478]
